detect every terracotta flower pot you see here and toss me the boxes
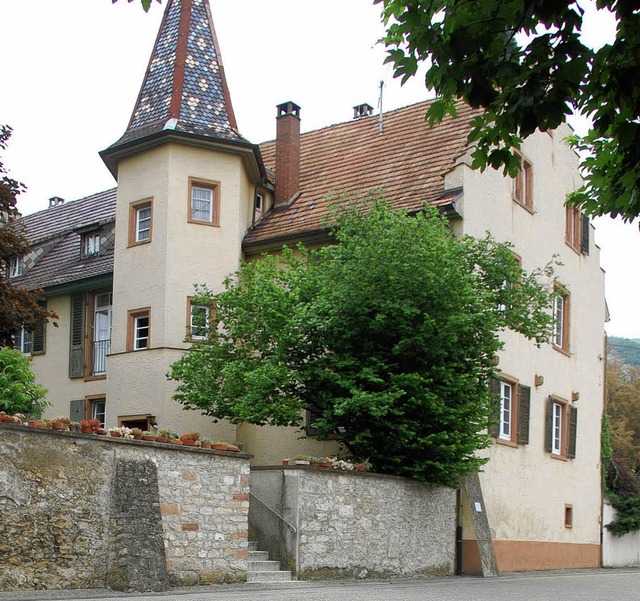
[211,444,227,451]
[81,427,94,435]
[181,439,196,446]
[200,441,211,449]
[155,436,168,443]
[28,420,48,428]
[51,421,68,430]
[142,435,156,441]
[225,445,240,452]
[1,416,16,423]
[110,431,122,437]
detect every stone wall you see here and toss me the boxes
[0,423,250,592]
[250,467,456,579]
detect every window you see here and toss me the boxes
[565,205,589,254]
[564,504,573,528]
[513,156,533,211]
[14,328,33,354]
[188,178,219,225]
[128,308,150,351]
[82,232,101,258]
[489,376,530,446]
[13,307,46,357]
[9,256,23,278]
[90,397,106,428]
[552,286,570,353]
[92,292,112,375]
[187,298,210,340]
[128,199,153,246]
[545,396,578,459]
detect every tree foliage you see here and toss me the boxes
[170,201,555,487]
[377,0,640,221]
[0,126,57,347]
[112,0,162,12]
[603,359,640,535]
[0,347,48,416]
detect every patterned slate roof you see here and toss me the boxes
[243,100,477,251]
[106,0,247,152]
[13,189,117,292]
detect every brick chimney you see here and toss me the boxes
[274,101,301,206]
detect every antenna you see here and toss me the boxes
[378,80,384,133]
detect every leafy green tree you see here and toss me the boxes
[170,201,555,487]
[0,347,48,416]
[377,0,640,221]
[0,126,57,347]
[112,0,161,12]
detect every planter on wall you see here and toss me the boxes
[51,421,68,430]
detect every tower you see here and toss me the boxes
[100,0,264,433]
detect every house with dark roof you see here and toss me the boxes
[11,0,605,576]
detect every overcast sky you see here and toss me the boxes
[0,0,638,338]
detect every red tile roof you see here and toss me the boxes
[244,100,477,252]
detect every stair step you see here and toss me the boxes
[248,560,282,571]
[248,540,258,551]
[247,570,293,583]
[249,550,269,561]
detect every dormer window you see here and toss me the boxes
[82,232,101,258]
[9,256,23,278]
[255,192,264,213]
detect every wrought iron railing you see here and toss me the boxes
[92,339,110,375]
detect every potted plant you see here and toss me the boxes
[69,421,81,433]
[199,435,212,449]
[225,443,240,452]
[167,432,182,445]
[179,432,200,446]
[282,458,290,466]
[211,440,228,451]
[141,430,156,441]
[294,454,310,465]
[80,418,101,434]
[51,416,70,430]
[130,427,143,440]
[156,429,170,443]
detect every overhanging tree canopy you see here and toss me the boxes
[376,0,640,221]
[169,201,555,487]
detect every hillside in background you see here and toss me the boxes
[609,337,640,366]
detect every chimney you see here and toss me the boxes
[275,101,301,207]
[49,196,65,208]
[353,103,373,119]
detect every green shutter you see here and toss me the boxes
[488,378,501,437]
[568,405,578,458]
[544,396,553,453]
[32,303,47,355]
[580,215,590,255]
[69,399,84,423]
[517,385,531,445]
[69,294,86,378]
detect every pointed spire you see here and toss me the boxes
[102,0,247,171]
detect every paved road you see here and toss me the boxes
[2,570,639,601]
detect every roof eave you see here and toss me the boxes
[100,129,266,183]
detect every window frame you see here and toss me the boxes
[186,297,212,341]
[9,256,23,278]
[513,155,533,212]
[565,205,589,254]
[489,375,530,447]
[127,308,151,351]
[552,284,570,354]
[188,177,220,226]
[499,380,514,441]
[128,199,153,247]
[545,395,578,460]
[14,327,33,355]
[82,231,101,258]
[85,395,106,428]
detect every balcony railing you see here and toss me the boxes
[92,339,111,375]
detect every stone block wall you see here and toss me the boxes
[250,467,456,579]
[0,423,250,592]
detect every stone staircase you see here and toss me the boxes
[247,541,295,583]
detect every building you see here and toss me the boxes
[10,0,605,574]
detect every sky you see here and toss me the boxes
[0,0,638,338]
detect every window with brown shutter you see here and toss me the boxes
[69,294,86,378]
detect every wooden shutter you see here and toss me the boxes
[517,384,531,445]
[567,405,578,459]
[32,302,47,355]
[580,215,590,255]
[544,396,553,453]
[488,378,501,437]
[69,294,86,378]
[69,399,84,423]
